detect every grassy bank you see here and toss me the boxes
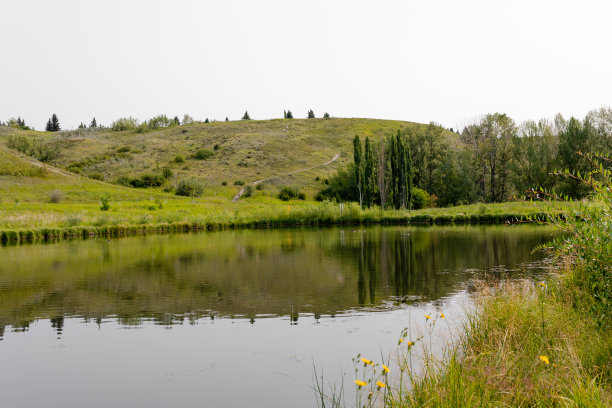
[319,155,611,407]
[0,199,558,245]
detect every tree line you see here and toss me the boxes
[318,107,612,207]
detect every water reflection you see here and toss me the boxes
[0,225,555,335]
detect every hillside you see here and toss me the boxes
[0,118,454,200]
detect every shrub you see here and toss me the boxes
[49,189,64,203]
[411,188,429,210]
[115,176,131,186]
[117,146,131,153]
[173,155,185,163]
[88,173,104,181]
[244,185,254,197]
[193,149,214,160]
[298,192,306,200]
[111,117,139,131]
[147,114,172,129]
[221,181,228,186]
[100,195,111,211]
[175,178,205,197]
[161,167,173,179]
[214,144,220,150]
[234,180,245,186]
[278,186,299,201]
[255,183,264,190]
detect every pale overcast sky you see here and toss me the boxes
[1,0,611,130]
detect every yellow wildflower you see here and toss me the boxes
[361,358,373,365]
[398,338,404,343]
[382,364,390,374]
[355,380,367,387]
[539,355,550,365]
[425,314,432,320]
[376,381,386,389]
[406,341,414,347]
[440,313,445,319]
[539,282,546,287]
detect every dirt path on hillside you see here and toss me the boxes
[232,153,340,202]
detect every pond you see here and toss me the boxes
[0,225,556,407]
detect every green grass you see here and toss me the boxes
[0,123,563,244]
[0,118,456,198]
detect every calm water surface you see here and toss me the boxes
[0,225,556,407]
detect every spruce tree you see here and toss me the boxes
[242,111,251,120]
[78,122,86,129]
[286,110,293,119]
[204,118,210,124]
[323,112,330,119]
[50,114,60,131]
[173,116,180,125]
[90,117,97,128]
[225,117,229,122]
[45,118,53,132]
[307,109,315,119]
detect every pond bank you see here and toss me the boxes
[0,209,551,245]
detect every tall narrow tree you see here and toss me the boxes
[353,135,364,207]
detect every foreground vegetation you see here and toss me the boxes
[319,155,611,407]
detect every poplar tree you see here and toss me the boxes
[353,135,364,207]
[364,136,376,207]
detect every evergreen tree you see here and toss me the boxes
[173,116,180,125]
[557,117,591,198]
[286,110,293,119]
[242,111,251,120]
[307,109,315,119]
[90,117,97,128]
[204,118,210,124]
[78,122,86,129]
[225,117,229,122]
[45,118,53,132]
[323,112,330,119]
[49,114,60,131]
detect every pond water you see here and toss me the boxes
[0,225,556,407]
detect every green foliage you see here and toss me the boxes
[99,195,111,211]
[278,186,299,201]
[244,185,254,197]
[7,135,58,162]
[323,112,330,119]
[536,152,612,326]
[411,187,429,210]
[242,111,251,120]
[193,148,214,160]
[45,114,61,132]
[129,173,164,188]
[307,109,315,119]
[7,117,30,130]
[234,180,245,186]
[161,167,173,179]
[173,155,185,164]
[112,117,139,131]
[147,114,172,129]
[175,178,205,197]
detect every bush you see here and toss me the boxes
[244,185,254,197]
[115,176,131,186]
[173,155,185,163]
[255,183,264,190]
[49,189,64,203]
[111,117,139,131]
[100,195,111,211]
[175,178,205,197]
[147,114,172,129]
[234,180,245,186]
[221,181,228,186]
[193,149,214,160]
[411,188,429,210]
[298,192,306,200]
[88,173,104,181]
[278,186,299,201]
[129,173,164,188]
[161,167,173,179]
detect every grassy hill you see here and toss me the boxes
[0,119,555,242]
[0,118,445,200]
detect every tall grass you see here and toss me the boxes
[316,153,611,407]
